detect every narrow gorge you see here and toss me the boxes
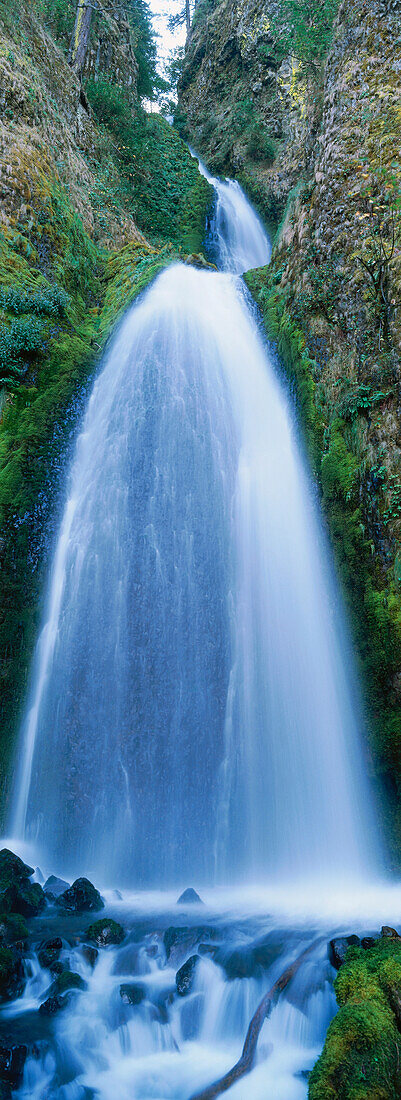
[0,0,401,1097]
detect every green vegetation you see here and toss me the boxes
[271,0,340,70]
[310,938,401,1098]
[86,80,212,249]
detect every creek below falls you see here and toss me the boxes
[1,153,396,1098]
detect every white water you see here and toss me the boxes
[6,154,385,1098]
[192,151,271,273]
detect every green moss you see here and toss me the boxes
[49,970,87,995]
[310,940,401,1099]
[86,918,125,946]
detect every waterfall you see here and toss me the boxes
[11,166,379,886]
[191,151,271,273]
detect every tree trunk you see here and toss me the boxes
[69,1,93,79]
[186,0,191,36]
[190,940,321,1100]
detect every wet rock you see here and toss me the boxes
[56,878,104,913]
[47,970,86,998]
[82,944,98,968]
[37,937,62,971]
[86,918,124,947]
[184,253,216,271]
[381,926,400,939]
[0,1039,27,1088]
[361,936,377,950]
[0,851,33,888]
[0,1084,11,1100]
[329,935,360,970]
[0,881,46,919]
[164,925,219,964]
[119,982,146,1006]
[176,955,200,996]
[43,876,70,900]
[39,993,69,1017]
[177,888,204,905]
[0,946,25,1003]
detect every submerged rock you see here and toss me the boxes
[176,955,200,996]
[86,918,124,947]
[177,888,204,905]
[119,982,146,1006]
[164,925,219,964]
[329,935,360,970]
[39,993,69,1017]
[43,876,70,900]
[56,878,104,913]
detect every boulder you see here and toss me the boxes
[164,925,219,963]
[361,936,377,950]
[119,982,146,1006]
[176,955,200,996]
[329,935,360,970]
[56,878,104,913]
[37,937,62,971]
[47,970,86,998]
[381,926,400,939]
[0,851,33,888]
[0,1039,27,1088]
[43,876,70,900]
[86,918,124,947]
[177,888,204,905]
[0,881,45,919]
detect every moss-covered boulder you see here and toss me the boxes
[86,918,124,947]
[57,878,104,913]
[0,947,25,1003]
[0,849,45,918]
[310,937,401,1098]
[0,914,28,947]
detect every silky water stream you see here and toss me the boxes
[3,157,389,1098]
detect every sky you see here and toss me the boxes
[148,0,187,76]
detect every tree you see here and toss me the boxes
[271,0,339,71]
[168,0,194,39]
[69,0,93,77]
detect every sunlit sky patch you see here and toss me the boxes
[148,0,187,75]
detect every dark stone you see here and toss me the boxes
[0,851,33,889]
[56,878,104,913]
[329,935,361,970]
[86,918,124,947]
[38,993,69,1017]
[176,955,200,996]
[119,982,146,1006]
[37,937,63,971]
[177,888,204,905]
[43,876,70,900]
[0,1039,27,1087]
[0,1084,11,1100]
[82,945,98,968]
[361,936,377,950]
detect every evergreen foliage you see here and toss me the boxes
[271,0,339,69]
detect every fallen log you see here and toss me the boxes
[190,939,321,1100]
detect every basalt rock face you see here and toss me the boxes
[178,0,321,218]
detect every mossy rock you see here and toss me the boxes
[86,918,125,947]
[310,939,401,1098]
[0,913,28,945]
[0,850,33,889]
[48,970,87,997]
[0,946,24,1002]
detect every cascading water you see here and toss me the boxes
[6,155,384,1099]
